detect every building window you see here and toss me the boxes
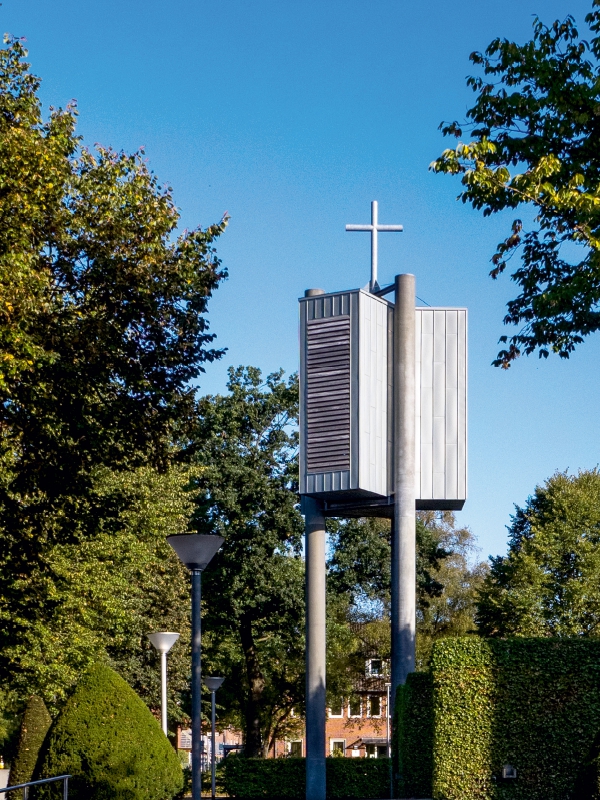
[366,743,388,758]
[290,740,303,758]
[368,695,381,717]
[330,739,345,757]
[367,659,383,676]
[348,696,362,718]
[329,699,343,718]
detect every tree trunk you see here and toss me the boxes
[239,612,265,758]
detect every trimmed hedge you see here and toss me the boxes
[35,663,183,800]
[394,672,433,799]
[432,638,496,800]
[220,755,392,799]
[9,696,52,796]
[327,759,391,799]
[396,637,600,800]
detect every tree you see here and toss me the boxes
[191,367,304,758]
[415,512,487,665]
[0,37,227,489]
[0,465,195,713]
[432,1,600,367]
[328,513,485,668]
[0,36,227,712]
[477,469,600,637]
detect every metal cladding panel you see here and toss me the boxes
[299,289,389,499]
[305,471,351,494]
[300,290,360,496]
[300,293,467,508]
[305,315,351,473]
[415,308,467,504]
[358,292,389,497]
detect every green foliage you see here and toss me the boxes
[432,1,600,367]
[0,689,23,766]
[396,637,600,800]
[221,756,305,799]
[477,469,600,637]
[0,465,194,713]
[327,512,486,667]
[326,758,392,800]
[0,36,227,710]
[192,367,304,757]
[0,36,227,488]
[220,755,392,799]
[431,638,496,800]
[8,696,52,794]
[572,731,600,800]
[394,673,433,799]
[36,663,183,800]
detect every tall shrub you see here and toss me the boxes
[8,696,52,794]
[395,638,600,800]
[36,664,182,800]
[394,673,433,799]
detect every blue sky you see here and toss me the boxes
[6,0,600,561]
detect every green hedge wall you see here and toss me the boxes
[220,755,391,799]
[432,638,496,800]
[394,672,433,799]
[399,637,600,800]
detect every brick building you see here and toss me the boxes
[271,657,391,759]
[178,639,390,761]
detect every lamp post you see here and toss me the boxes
[147,631,180,735]
[167,534,224,800]
[385,682,391,758]
[205,677,224,800]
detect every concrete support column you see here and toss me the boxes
[304,496,326,800]
[391,273,416,708]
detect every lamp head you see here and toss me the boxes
[204,676,225,692]
[167,534,224,571]
[147,632,180,654]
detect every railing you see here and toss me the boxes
[0,774,71,800]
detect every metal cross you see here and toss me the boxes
[346,201,403,292]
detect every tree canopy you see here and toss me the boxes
[192,367,304,758]
[327,512,486,668]
[0,35,227,718]
[0,34,227,503]
[432,1,600,367]
[477,469,600,637]
[0,465,195,713]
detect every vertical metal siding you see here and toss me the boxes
[300,293,467,506]
[419,310,434,499]
[358,292,388,497]
[415,308,467,502]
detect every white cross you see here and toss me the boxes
[346,201,403,292]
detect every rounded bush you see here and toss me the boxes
[36,663,182,800]
[9,695,52,794]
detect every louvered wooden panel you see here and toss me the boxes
[306,315,351,473]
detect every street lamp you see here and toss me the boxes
[167,534,224,800]
[385,682,391,757]
[205,677,224,800]
[147,631,180,735]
